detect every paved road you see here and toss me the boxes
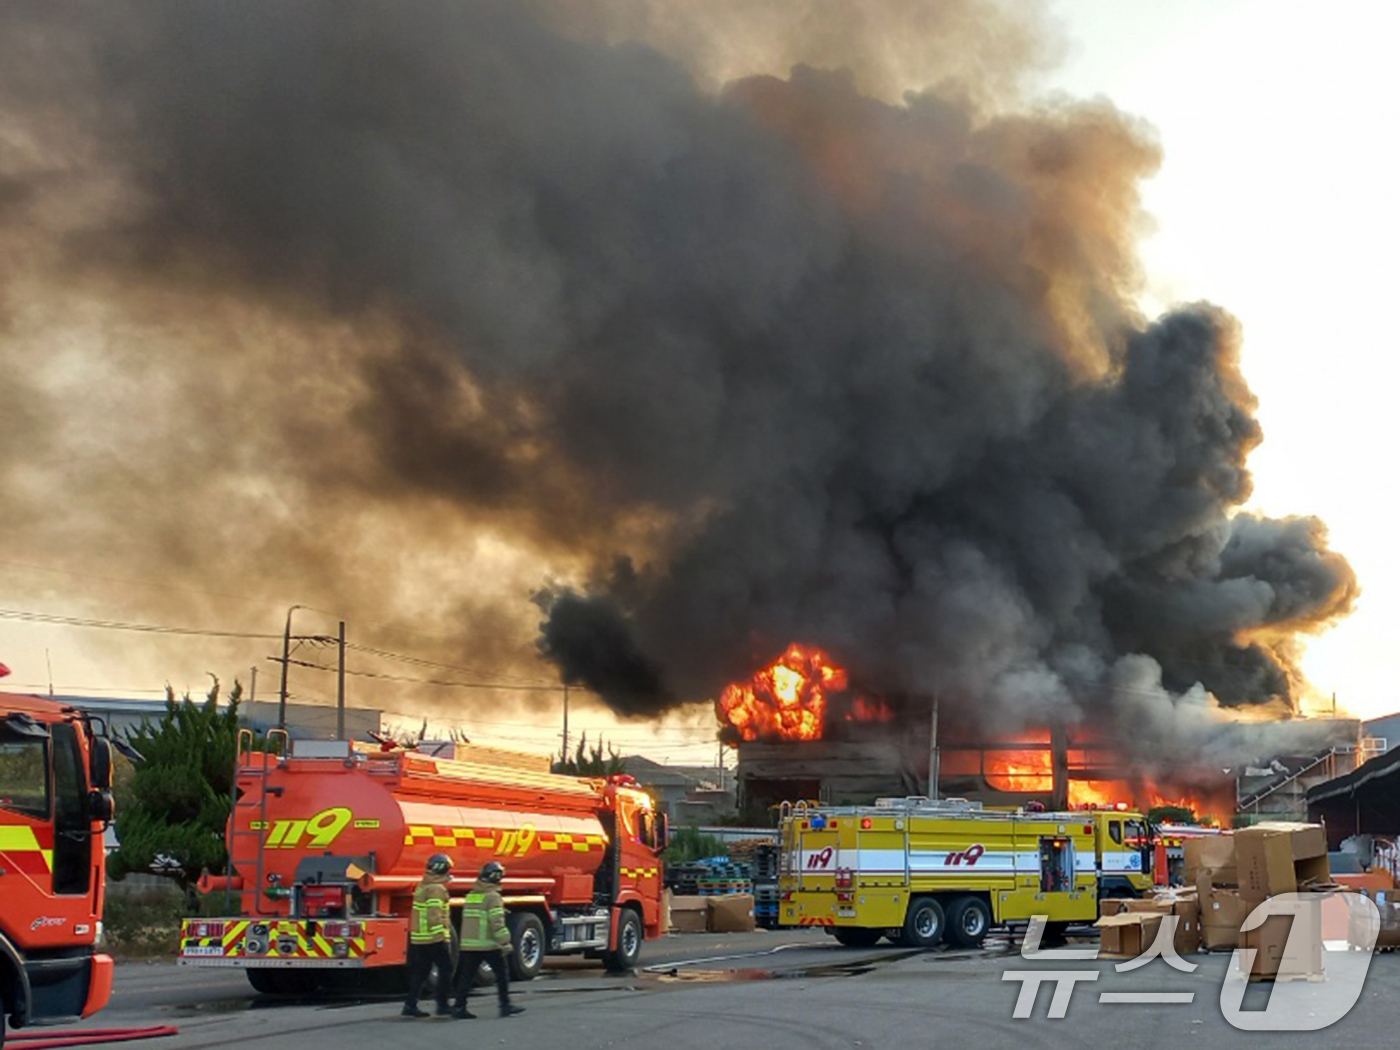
[43,933,1400,1049]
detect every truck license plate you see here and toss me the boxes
[183,946,225,957]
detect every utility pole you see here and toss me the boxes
[248,666,257,702]
[336,620,346,741]
[561,685,570,764]
[928,693,940,800]
[277,604,302,731]
[45,649,53,696]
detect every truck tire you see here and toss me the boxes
[831,928,882,947]
[507,913,546,981]
[603,908,643,973]
[944,896,991,948]
[899,897,945,948]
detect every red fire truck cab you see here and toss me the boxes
[0,694,116,1041]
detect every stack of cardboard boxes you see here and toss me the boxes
[1097,894,1200,957]
[665,890,757,934]
[1234,822,1332,981]
[1099,822,1336,981]
[1189,834,1248,951]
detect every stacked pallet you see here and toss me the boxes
[696,860,752,896]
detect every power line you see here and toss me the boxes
[282,658,563,692]
[342,642,557,686]
[0,607,280,640]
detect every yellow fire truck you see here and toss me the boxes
[778,798,1154,947]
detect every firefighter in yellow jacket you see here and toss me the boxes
[401,854,455,1018]
[450,861,524,1019]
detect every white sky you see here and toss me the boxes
[1047,0,1400,721]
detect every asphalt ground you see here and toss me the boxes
[37,930,1400,1049]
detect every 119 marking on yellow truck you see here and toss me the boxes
[259,807,358,849]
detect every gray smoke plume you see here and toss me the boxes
[0,2,1356,762]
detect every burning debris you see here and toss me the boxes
[0,2,1358,777]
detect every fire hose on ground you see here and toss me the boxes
[7,1026,179,1048]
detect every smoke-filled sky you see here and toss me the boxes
[0,0,1386,766]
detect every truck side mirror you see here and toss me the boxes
[88,788,114,824]
[90,737,113,791]
[655,813,668,852]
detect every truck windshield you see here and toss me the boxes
[0,737,49,818]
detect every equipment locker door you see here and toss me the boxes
[1039,836,1074,893]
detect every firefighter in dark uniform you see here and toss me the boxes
[450,861,524,1019]
[401,853,455,1018]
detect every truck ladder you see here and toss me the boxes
[227,727,288,916]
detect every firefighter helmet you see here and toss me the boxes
[426,853,453,875]
[479,861,505,884]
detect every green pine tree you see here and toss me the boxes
[109,676,266,898]
[550,732,625,775]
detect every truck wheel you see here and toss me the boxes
[899,897,945,948]
[944,896,991,948]
[832,927,882,947]
[507,913,546,981]
[603,908,643,973]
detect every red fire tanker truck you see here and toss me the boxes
[0,693,116,1042]
[180,734,666,993]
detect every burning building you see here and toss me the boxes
[720,644,1357,822]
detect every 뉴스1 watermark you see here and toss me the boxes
[1002,892,1382,1031]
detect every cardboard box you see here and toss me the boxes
[1122,898,1174,915]
[669,894,708,933]
[1239,897,1323,980]
[671,910,707,933]
[1200,886,1251,951]
[1235,823,1330,899]
[1097,913,1163,958]
[1099,898,1130,918]
[1172,898,1202,955]
[1236,829,1297,901]
[1250,821,1328,862]
[1184,835,1237,887]
[707,893,756,933]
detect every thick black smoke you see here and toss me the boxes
[0,2,1356,755]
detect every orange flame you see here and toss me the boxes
[717,643,868,741]
[983,728,1053,792]
[983,731,1225,821]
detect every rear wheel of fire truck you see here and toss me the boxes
[507,913,546,981]
[604,907,643,973]
[944,896,991,948]
[898,897,945,948]
[831,927,882,948]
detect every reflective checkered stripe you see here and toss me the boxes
[180,919,367,959]
[620,867,659,878]
[797,917,834,926]
[401,826,607,853]
[0,823,55,876]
